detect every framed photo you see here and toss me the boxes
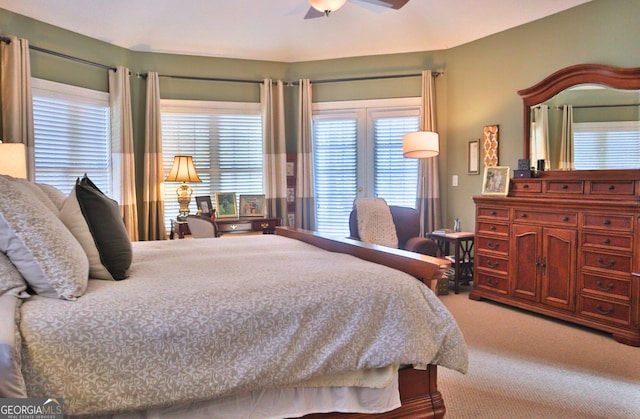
[214,192,238,218]
[195,195,213,215]
[482,166,511,196]
[483,125,499,167]
[239,194,266,217]
[467,139,480,174]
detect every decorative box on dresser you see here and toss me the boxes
[471,170,640,346]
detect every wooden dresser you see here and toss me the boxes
[471,170,640,346]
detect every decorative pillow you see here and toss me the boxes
[75,175,132,280]
[36,183,67,210]
[12,177,60,214]
[0,252,29,298]
[59,188,114,280]
[0,176,88,300]
[0,295,28,397]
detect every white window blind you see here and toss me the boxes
[161,100,263,226]
[31,78,111,195]
[312,99,421,237]
[573,121,640,170]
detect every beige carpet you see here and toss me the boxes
[437,288,640,419]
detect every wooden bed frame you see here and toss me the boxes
[276,227,451,419]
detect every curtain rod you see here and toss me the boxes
[555,103,640,110]
[0,36,116,72]
[139,73,263,85]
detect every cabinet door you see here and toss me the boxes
[510,224,541,302]
[541,228,576,311]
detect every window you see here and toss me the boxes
[31,78,111,195]
[161,100,263,227]
[313,98,421,237]
[573,121,640,170]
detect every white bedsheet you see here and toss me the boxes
[18,235,468,416]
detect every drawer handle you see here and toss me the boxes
[603,219,611,225]
[486,260,500,269]
[596,280,615,291]
[596,304,615,315]
[561,184,568,190]
[490,210,497,216]
[603,239,611,244]
[520,213,528,218]
[487,241,500,250]
[261,223,270,229]
[562,216,569,222]
[230,224,238,230]
[486,278,499,287]
[523,184,529,189]
[490,225,497,231]
[608,185,615,191]
[597,258,616,268]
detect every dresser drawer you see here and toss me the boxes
[217,221,254,233]
[581,273,630,300]
[581,213,633,232]
[513,209,577,226]
[545,180,584,194]
[476,254,508,275]
[579,295,630,325]
[477,221,509,236]
[581,232,633,252]
[475,272,508,294]
[252,219,278,232]
[588,180,635,196]
[476,235,509,256]
[510,180,542,194]
[582,250,632,276]
[477,206,509,220]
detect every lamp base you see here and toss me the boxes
[176,183,193,220]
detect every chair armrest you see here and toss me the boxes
[404,237,438,257]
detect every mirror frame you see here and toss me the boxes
[518,63,640,162]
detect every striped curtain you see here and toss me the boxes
[295,79,316,230]
[142,72,167,240]
[559,105,574,170]
[417,70,442,234]
[108,66,139,241]
[0,35,35,179]
[261,79,288,221]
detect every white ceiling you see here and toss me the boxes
[0,0,592,62]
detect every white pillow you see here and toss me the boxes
[36,183,67,210]
[0,252,29,298]
[59,187,114,280]
[12,177,60,214]
[0,176,88,300]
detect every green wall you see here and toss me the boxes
[2,0,639,233]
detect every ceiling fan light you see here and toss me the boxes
[309,0,348,13]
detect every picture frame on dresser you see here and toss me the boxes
[482,166,510,196]
[195,195,213,216]
[214,192,238,218]
[239,194,266,217]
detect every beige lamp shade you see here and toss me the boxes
[165,155,201,183]
[402,131,440,158]
[0,143,27,178]
[309,0,348,13]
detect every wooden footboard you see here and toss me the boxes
[275,227,450,287]
[302,366,443,419]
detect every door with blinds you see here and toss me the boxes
[312,100,421,237]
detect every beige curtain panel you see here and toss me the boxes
[559,105,574,171]
[295,79,316,230]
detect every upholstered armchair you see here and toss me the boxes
[349,205,438,256]
[185,215,218,238]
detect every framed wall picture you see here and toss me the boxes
[214,192,238,218]
[482,166,510,196]
[195,195,213,215]
[483,125,499,167]
[239,194,266,217]
[467,139,480,174]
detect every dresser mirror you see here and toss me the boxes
[518,64,640,170]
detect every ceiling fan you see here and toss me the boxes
[305,0,410,19]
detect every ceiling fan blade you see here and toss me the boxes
[357,0,409,9]
[304,7,326,19]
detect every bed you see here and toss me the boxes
[0,174,468,418]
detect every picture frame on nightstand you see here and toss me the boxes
[195,196,213,216]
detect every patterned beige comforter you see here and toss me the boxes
[19,235,467,416]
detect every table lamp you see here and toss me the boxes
[0,142,27,178]
[165,155,201,220]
